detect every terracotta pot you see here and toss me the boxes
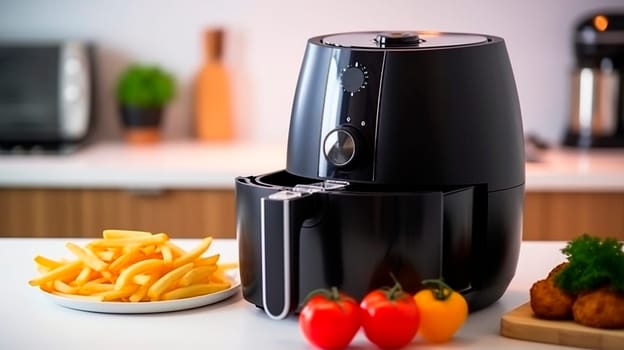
[119,105,163,143]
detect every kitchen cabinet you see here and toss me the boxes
[523,191,624,240]
[2,188,623,240]
[0,188,235,238]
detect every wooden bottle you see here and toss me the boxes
[195,29,233,140]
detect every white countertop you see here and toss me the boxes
[1,141,623,191]
[1,238,580,350]
[525,147,624,192]
[0,141,286,190]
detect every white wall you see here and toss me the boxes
[1,0,622,145]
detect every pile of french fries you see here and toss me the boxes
[28,230,237,302]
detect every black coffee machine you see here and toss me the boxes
[236,31,525,319]
[565,12,624,147]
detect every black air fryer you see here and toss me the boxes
[236,31,524,319]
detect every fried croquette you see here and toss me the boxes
[547,262,568,280]
[529,235,624,329]
[530,278,575,320]
[572,288,624,329]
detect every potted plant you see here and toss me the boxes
[116,64,175,143]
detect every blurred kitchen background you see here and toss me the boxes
[1,0,622,145]
[2,0,624,240]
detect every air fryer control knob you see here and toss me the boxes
[341,63,368,94]
[323,128,357,167]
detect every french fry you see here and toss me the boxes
[210,269,231,284]
[194,254,220,266]
[93,249,116,262]
[108,244,144,274]
[88,233,169,249]
[79,281,115,294]
[132,274,152,285]
[66,242,108,272]
[129,274,158,302]
[102,229,153,239]
[148,262,194,300]
[40,281,55,293]
[173,236,213,268]
[29,229,236,303]
[74,266,93,286]
[179,265,218,287]
[161,283,230,301]
[115,258,164,290]
[164,241,186,258]
[142,244,158,256]
[29,260,82,286]
[34,255,64,270]
[54,280,79,294]
[161,244,173,267]
[97,284,138,301]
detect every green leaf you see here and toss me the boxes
[554,234,624,294]
[116,64,175,108]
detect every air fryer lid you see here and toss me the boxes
[321,31,488,49]
[287,30,524,190]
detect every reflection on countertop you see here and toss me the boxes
[525,145,624,191]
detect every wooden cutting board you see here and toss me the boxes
[500,303,624,349]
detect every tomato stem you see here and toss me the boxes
[298,286,348,313]
[383,272,406,301]
[303,287,338,302]
[422,279,454,301]
[330,286,340,300]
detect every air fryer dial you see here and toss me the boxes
[341,63,368,95]
[323,128,356,167]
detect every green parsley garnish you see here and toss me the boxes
[554,234,624,294]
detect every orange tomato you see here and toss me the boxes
[413,279,468,343]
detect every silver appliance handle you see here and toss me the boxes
[261,190,312,319]
[260,180,348,319]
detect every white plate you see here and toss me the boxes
[40,272,241,314]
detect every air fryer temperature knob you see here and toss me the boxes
[323,128,357,167]
[341,63,368,94]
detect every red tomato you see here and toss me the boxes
[299,287,361,350]
[360,281,420,349]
